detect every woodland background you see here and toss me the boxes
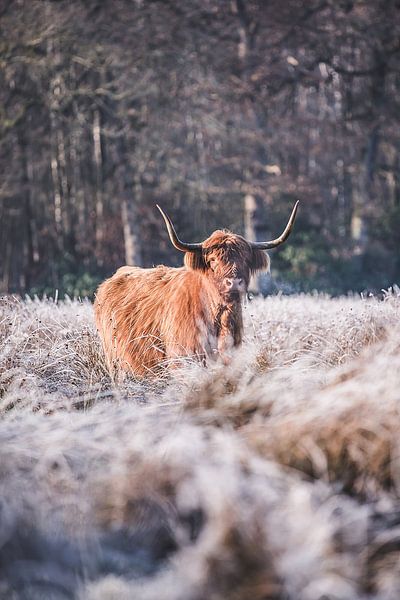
[1,0,399,297]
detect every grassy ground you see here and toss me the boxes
[0,290,399,599]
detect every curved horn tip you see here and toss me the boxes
[291,200,300,219]
[249,200,299,250]
[156,204,203,252]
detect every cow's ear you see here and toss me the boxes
[184,251,207,271]
[250,249,270,274]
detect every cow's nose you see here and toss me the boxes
[224,277,243,290]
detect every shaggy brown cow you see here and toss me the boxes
[94,202,299,376]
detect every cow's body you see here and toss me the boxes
[94,203,298,377]
[94,262,243,375]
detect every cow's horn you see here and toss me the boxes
[157,205,203,252]
[250,201,299,249]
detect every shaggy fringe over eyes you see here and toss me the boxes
[250,249,270,274]
[184,247,269,274]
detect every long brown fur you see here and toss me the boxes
[94,231,269,376]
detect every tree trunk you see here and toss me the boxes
[93,108,104,265]
[121,197,142,266]
[117,135,142,266]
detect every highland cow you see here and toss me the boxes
[94,203,299,375]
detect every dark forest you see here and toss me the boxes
[1,0,399,296]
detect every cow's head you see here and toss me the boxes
[157,201,299,301]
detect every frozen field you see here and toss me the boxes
[0,290,399,599]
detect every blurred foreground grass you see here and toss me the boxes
[0,290,399,599]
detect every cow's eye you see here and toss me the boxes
[209,259,218,271]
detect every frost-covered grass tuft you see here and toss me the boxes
[0,291,400,599]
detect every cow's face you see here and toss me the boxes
[157,202,298,301]
[185,231,269,301]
